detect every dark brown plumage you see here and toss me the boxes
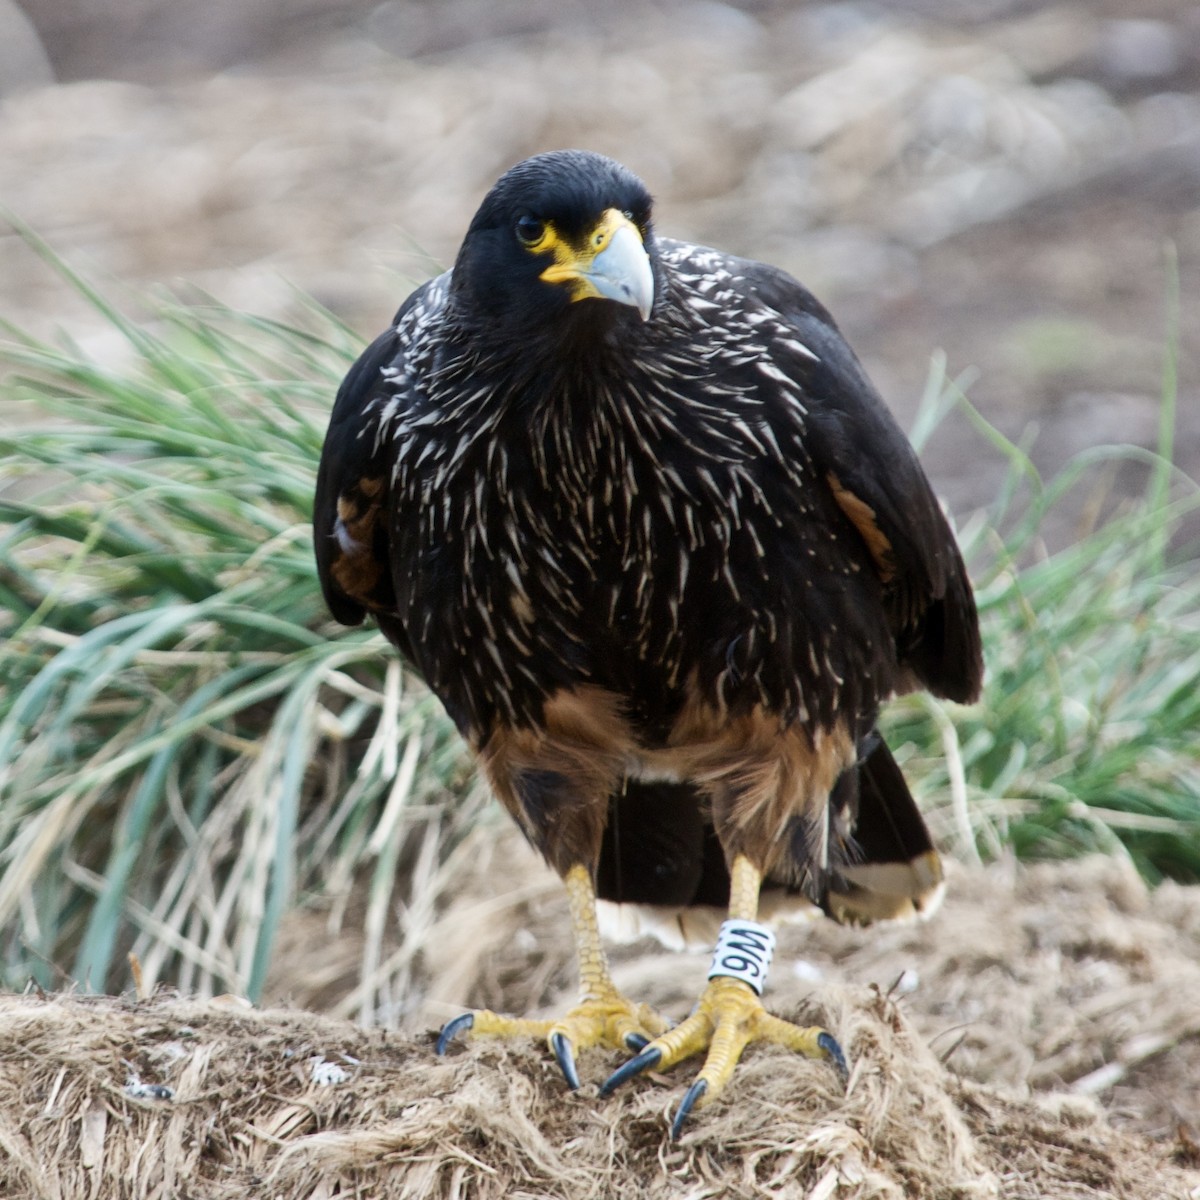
[314,149,983,1133]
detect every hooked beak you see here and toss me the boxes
[539,209,654,322]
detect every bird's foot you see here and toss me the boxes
[600,975,847,1138]
[437,989,671,1091]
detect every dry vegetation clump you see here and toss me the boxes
[4,852,1200,1199]
[1,984,1195,1200]
[277,834,1200,1143]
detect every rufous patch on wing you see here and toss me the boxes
[330,477,387,608]
[827,471,896,582]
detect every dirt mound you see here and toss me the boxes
[5,854,1200,1199]
[1,985,1195,1200]
[267,836,1200,1138]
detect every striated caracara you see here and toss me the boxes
[314,149,983,1137]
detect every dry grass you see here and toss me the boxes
[2,979,1195,1200]
[7,852,1196,1198]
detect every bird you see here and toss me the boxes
[313,149,983,1137]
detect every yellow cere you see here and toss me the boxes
[536,208,643,298]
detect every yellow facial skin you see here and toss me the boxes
[525,208,655,321]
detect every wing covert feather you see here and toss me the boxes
[737,257,983,702]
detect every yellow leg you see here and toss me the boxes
[436,864,670,1088]
[600,855,846,1137]
[727,850,761,919]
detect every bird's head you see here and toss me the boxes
[450,150,656,351]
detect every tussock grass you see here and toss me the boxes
[1,238,1197,1013]
[892,328,1200,884]
[0,236,483,1009]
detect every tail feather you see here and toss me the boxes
[593,730,943,948]
[821,732,944,924]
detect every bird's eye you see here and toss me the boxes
[515,216,546,246]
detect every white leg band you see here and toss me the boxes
[707,919,776,996]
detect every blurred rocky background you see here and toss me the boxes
[1,0,1198,532]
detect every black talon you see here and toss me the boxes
[436,1012,474,1055]
[599,1044,662,1097]
[671,1078,707,1140]
[550,1031,581,1090]
[818,1031,849,1083]
[623,1031,650,1052]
